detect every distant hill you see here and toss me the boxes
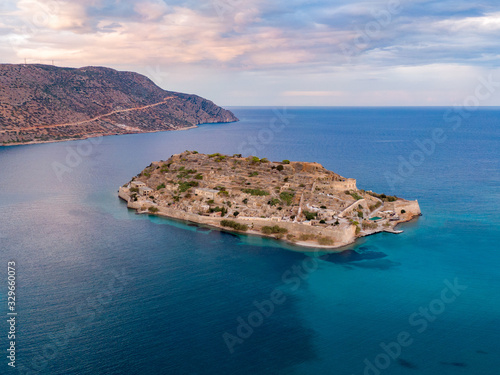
[0,64,238,145]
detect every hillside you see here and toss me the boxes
[119,151,421,249]
[0,64,238,145]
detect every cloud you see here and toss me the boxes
[134,0,169,21]
[2,0,500,105]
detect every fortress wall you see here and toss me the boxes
[331,178,357,191]
[387,200,421,215]
[119,188,357,246]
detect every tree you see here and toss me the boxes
[276,164,284,171]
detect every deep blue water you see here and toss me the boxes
[0,107,499,375]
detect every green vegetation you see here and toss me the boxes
[363,221,378,229]
[317,237,334,246]
[160,163,171,173]
[355,225,361,235]
[268,198,281,206]
[261,225,288,235]
[276,165,284,171]
[242,198,248,204]
[303,211,317,220]
[156,183,165,190]
[207,199,215,204]
[319,219,326,224]
[357,211,363,218]
[220,220,248,231]
[248,156,260,164]
[367,191,398,202]
[282,159,290,164]
[130,187,139,193]
[194,173,203,180]
[347,191,363,200]
[233,211,240,217]
[401,209,406,214]
[177,168,197,179]
[299,234,314,241]
[260,158,269,163]
[249,171,259,177]
[279,191,295,205]
[178,180,198,193]
[148,206,159,213]
[242,188,269,196]
[209,206,227,216]
[369,201,382,211]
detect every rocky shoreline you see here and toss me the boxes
[118,151,421,250]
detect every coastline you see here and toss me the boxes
[0,125,200,147]
[119,187,421,251]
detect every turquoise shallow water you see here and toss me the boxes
[0,107,499,374]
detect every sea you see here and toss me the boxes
[0,107,499,375]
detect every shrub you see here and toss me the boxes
[282,159,290,164]
[369,202,382,211]
[242,188,269,196]
[148,206,159,213]
[303,211,317,220]
[319,219,326,224]
[355,225,361,235]
[349,192,363,200]
[276,164,284,171]
[299,234,314,241]
[334,220,340,225]
[207,199,215,204]
[249,171,259,177]
[317,237,334,245]
[156,183,166,190]
[248,156,260,164]
[261,225,288,234]
[268,198,281,206]
[178,180,198,192]
[260,158,269,163]
[320,205,327,209]
[233,211,240,217]
[364,222,378,229]
[209,206,227,216]
[279,191,295,205]
[401,209,406,214]
[220,220,248,231]
[357,211,363,218]
[130,187,139,193]
[194,173,203,180]
[242,198,248,204]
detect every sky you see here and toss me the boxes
[1,0,500,106]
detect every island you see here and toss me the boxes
[118,151,421,249]
[0,64,237,146]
